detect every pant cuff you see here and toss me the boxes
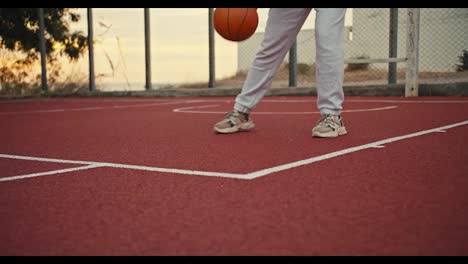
[320,109,341,116]
[234,102,251,114]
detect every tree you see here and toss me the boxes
[0,8,87,63]
[0,8,88,94]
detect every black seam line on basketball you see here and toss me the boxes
[227,9,232,40]
[237,9,249,41]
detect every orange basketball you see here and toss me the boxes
[213,8,259,42]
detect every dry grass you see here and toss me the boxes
[0,48,93,96]
[176,63,468,89]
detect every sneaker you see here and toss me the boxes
[312,114,348,138]
[214,110,255,134]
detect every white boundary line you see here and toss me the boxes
[0,164,103,182]
[170,99,468,104]
[0,154,95,165]
[1,98,467,115]
[173,105,399,114]
[0,120,467,182]
[261,99,468,103]
[244,120,468,179]
[0,98,175,104]
[0,153,246,181]
[0,100,192,115]
[168,99,468,103]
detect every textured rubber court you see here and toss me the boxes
[0,96,467,255]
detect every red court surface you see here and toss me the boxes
[0,96,467,255]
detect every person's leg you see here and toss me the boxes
[214,8,311,134]
[312,8,348,138]
[315,8,346,116]
[234,8,312,114]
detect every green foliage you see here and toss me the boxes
[0,8,87,62]
[0,8,88,95]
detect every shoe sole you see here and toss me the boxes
[312,127,348,138]
[214,122,255,134]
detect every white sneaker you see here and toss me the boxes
[214,110,255,134]
[312,114,348,138]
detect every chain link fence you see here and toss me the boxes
[342,8,406,86]
[418,8,468,82]
[0,8,467,96]
[235,8,468,89]
[236,8,406,88]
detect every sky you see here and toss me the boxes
[68,8,353,90]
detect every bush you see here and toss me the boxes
[283,62,314,75]
[455,50,468,72]
[346,55,370,71]
[297,63,312,75]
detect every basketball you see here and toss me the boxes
[213,8,259,42]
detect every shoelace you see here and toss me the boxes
[225,111,244,125]
[317,115,340,128]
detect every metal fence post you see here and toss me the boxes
[87,8,96,92]
[208,8,215,88]
[289,40,297,88]
[388,8,398,84]
[38,8,47,93]
[144,8,152,90]
[405,8,420,97]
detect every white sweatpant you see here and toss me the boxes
[234,8,347,116]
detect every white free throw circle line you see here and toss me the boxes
[173,105,398,114]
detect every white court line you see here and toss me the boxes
[2,98,467,115]
[0,164,103,182]
[260,99,468,103]
[0,98,175,103]
[0,120,467,182]
[0,154,246,181]
[0,154,96,165]
[173,104,220,112]
[172,98,468,114]
[173,105,398,114]
[164,98,468,104]
[244,120,468,179]
[96,163,246,179]
[143,98,468,103]
[343,100,468,103]
[0,100,191,115]
[2,98,467,105]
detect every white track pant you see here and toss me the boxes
[234,8,347,116]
